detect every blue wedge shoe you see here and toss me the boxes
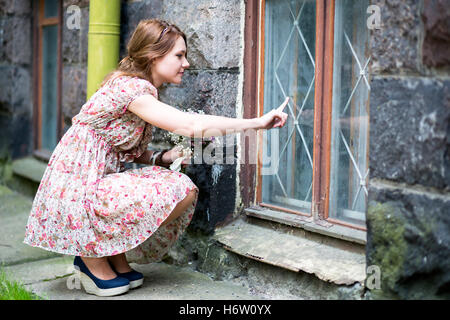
[73,256,130,296]
[109,265,144,289]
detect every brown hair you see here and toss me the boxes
[100,19,187,88]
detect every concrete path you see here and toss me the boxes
[0,185,263,300]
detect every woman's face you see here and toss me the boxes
[151,36,190,88]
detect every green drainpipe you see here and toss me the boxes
[86,0,121,100]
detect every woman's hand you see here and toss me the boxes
[256,97,289,130]
[161,145,191,168]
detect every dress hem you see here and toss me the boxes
[23,186,199,260]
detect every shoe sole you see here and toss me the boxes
[129,278,144,289]
[76,270,130,297]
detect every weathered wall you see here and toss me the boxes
[62,0,89,131]
[0,0,33,159]
[62,0,242,233]
[367,0,450,299]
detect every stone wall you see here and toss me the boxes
[62,0,89,132]
[62,0,243,233]
[366,0,450,299]
[0,0,33,159]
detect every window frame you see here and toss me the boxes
[33,0,63,157]
[242,0,367,232]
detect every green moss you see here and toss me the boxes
[0,149,12,184]
[0,185,14,196]
[366,202,408,297]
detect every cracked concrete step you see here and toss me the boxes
[3,256,264,300]
[0,185,61,266]
[214,218,366,285]
[7,157,48,198]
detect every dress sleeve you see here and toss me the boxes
[109,76,158,118]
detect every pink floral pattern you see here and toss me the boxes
[24,75,199,263]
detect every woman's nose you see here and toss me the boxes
[183,58,190,69]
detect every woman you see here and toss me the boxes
[24,19,288,297]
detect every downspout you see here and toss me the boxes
[86,0,121,100]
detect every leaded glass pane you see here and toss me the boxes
[329,0,370,225]
[41,25,58,151]
[262,0,316,214]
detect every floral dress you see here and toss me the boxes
[24,75,199,264]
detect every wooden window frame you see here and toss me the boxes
[32,0,63,157]
[241,0,366,232]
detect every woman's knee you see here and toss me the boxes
[162,189,197,226]
[172,189,196,213]
[186,189,197,203]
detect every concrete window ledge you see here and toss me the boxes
[12,156,47,183]
[245,206,367,245]
[8,156,48,198]
[213,217,366,286]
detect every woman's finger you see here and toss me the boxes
[278,97,289,111]
[276,112,287,128]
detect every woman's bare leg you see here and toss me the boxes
[80,257,117,280]
[80,190,196,279]
[108,253,132,273]
[103,190,196,274]
[161,189,197,227]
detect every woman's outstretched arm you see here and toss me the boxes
[128,94,289,137]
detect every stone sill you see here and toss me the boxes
[213,217,366,286]
[12,156,47,183]
[245,206,367,245]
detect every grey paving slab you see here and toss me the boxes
[4,256,264,300]
[0,186,62,266]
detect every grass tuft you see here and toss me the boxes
[0,267,44,300]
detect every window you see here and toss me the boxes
[33,0,62,155]
[248,0,370,231]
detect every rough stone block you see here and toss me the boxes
[0,0,32,15]
[0,65,13,115]
[208,164,237,225]
[10,113,32,159]
[152,70,239,142]
[182,164,236,235]
[11,66,32,115]
[0,65,33,159]
[119,0,164,57]
[369,0,421,74]
[62,5,88,64]
[0,65,32,116]
[366,181,450,299]
[184,164,213,234]
[0,115,13,160]
[369,76,450,190]
[159,70,238,117]
[119,0,241,69]
[80,6,89,63]
[62,0,90,8]
[161,0,241,69]
[0,16,32,65]
[62,65,87,126]
[421,0,450,68]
